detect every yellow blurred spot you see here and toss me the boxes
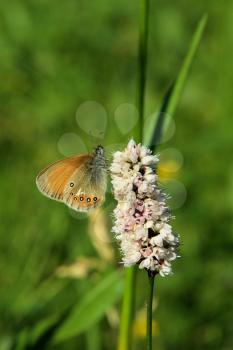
[55,257,102,279]
[157,148,183,181]
[88,208,115,263]
[133,306,159,338]
[157,159,180,181]
[106,307,119,328]
[56,209,114,279]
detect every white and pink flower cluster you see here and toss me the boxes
[110,139,180,276]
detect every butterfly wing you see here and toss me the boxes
[63,165,107,212]
[36,155,89,201]
[36,155,107,212]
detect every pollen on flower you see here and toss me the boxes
[110,139,180,277]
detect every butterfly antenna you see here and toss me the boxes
[87,130,104,151]
[86,129,95,153]
[96,131,105,146]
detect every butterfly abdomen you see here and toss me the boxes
[88,146,107,184]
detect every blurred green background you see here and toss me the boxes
[0,0,232,349]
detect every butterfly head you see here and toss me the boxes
[94,145,105,156]
[91,145,106,169]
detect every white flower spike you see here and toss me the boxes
[110,139,180,277]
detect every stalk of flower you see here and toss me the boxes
[111,139,180,277]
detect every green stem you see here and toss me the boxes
[118,1,150,349]
[118,267,136,350]
[147,272,155,350]
[136,0,150,143]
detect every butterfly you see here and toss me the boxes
[36,145,107,212]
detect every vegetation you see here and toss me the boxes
[0,1,232,349]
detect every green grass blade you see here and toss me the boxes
[149,83,174,150]
[148,13,208,150]
[28,314,61,346]
[15,329,29,350]
[86,323,102,350]
[53,271,123,344]
[166,13,208,119]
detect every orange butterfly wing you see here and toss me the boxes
[36,155,107,212]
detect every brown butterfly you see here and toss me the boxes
[36,145,107,212]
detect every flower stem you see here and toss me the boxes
[147,272,155,350]
[137,0,149,143]
[118,1,150,349]
[118,267,136,350]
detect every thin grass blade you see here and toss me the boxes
[53,271,123,344]
[148,14,208,151]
